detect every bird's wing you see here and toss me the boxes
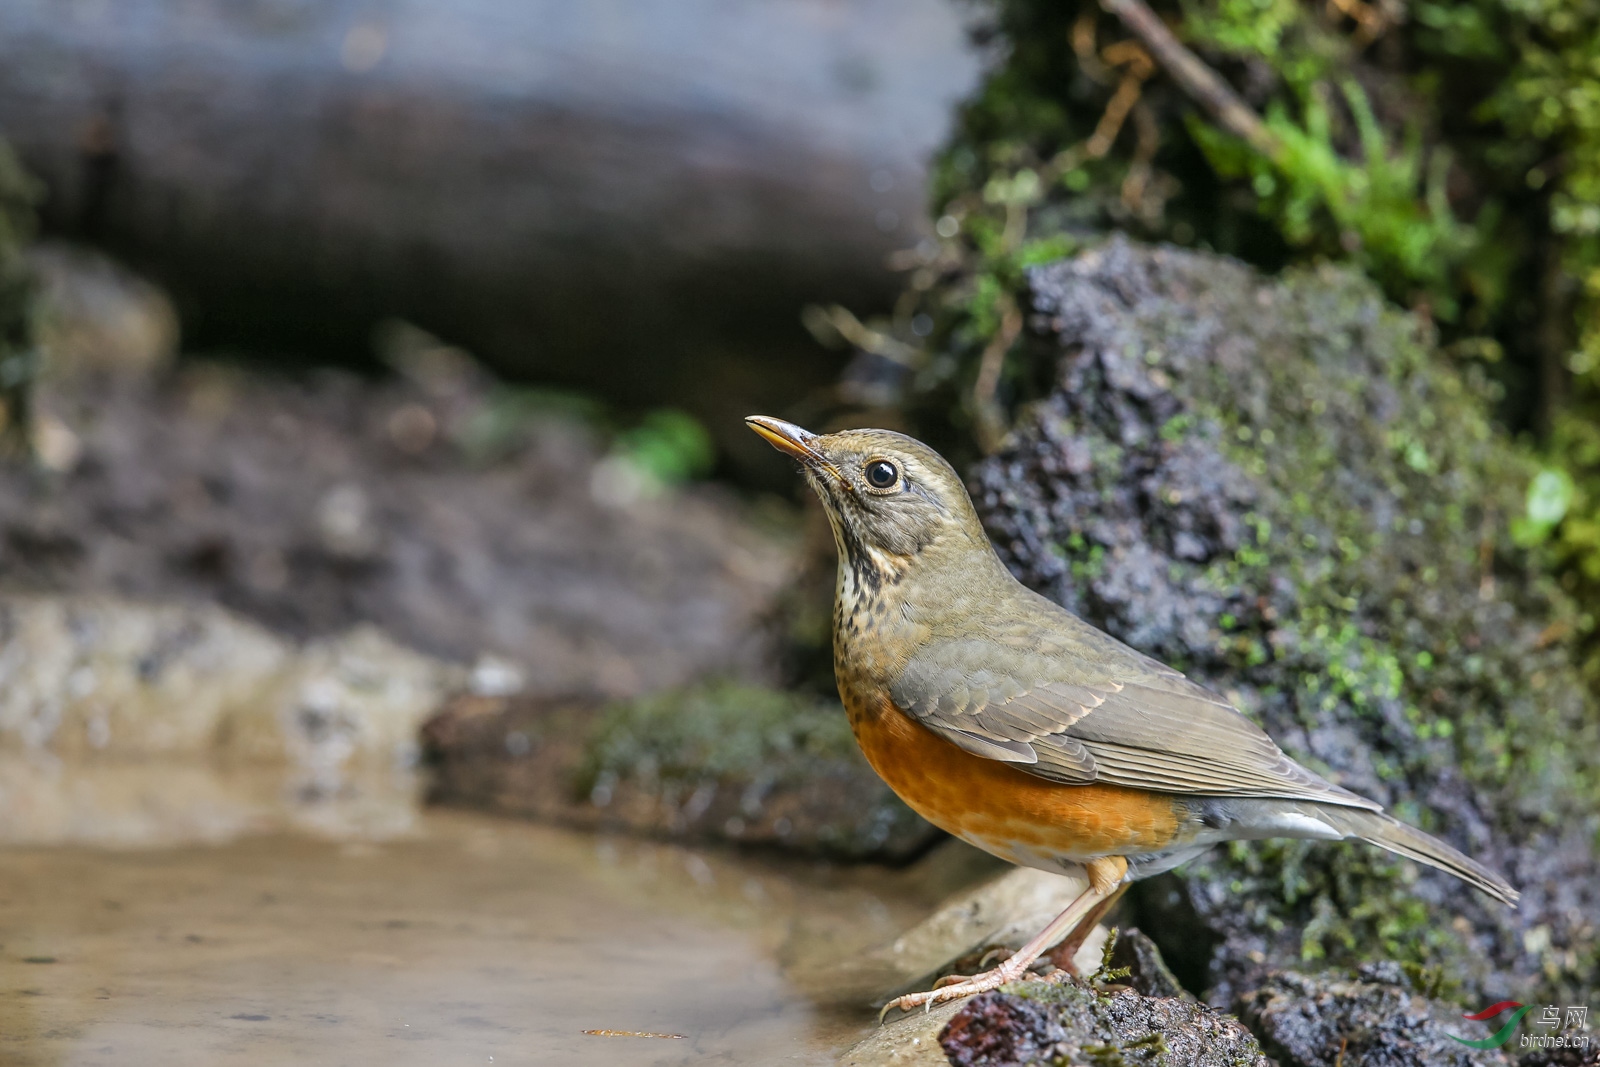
[888,627,1379,811]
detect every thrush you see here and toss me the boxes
[746,416,1516,1016]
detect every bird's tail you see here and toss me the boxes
[1314,805,1519,907]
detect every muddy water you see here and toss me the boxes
[0,810,964,1067]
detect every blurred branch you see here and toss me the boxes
[1098,0,1282,161]
[1121,101,1161,214]
[1325,0,1388,45]
[801,304,923,367]
[1086,60,1150,159]
[973,294,1023,453]
[1045,31,1157,180]
[1073,12,1114,85]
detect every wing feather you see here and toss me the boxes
[889,629,1378,811]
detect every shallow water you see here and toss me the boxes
[0,809,960,1067]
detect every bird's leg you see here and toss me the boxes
[1042,881,1129,976]
[879,857,1129,1020]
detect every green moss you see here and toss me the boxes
[1202,266,1593,764]
[575,681,936,859]
[1173,266,1598,998]
[917,0,1597,353]
[580,681,861,792]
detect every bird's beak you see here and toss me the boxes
[745,416,824,463]
[745,415,848,486]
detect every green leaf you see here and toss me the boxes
[1527,467,1576,528]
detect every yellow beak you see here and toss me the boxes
[745,415,824,463]
[745,415,851,487]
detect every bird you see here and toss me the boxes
[745,415,1517,1017]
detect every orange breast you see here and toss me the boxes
[846,690,1185,863]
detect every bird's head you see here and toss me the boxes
[745,416,993,572]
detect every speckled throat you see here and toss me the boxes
[822,499,915,702]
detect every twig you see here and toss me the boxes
[1098,0,1282,161]
[1050,34,1156,177]
[1087,72,1147,158]
[973,295,1024,452]
[1121,100,1161,215]
[1477,508,1497,602]
[803,304,923,368]
[1087,41,1153,159]
[1101,39,1154,74]
[1073,12,1113,85]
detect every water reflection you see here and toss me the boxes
[0,758,422,848]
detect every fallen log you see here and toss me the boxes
[0,0,980,455]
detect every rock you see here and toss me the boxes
[839,867,1106,999]
[838,907,1260,1067]
[421,683,939,862]
[0,367,796,699]
[0,593,457,765]
[1238,965,1513,1067]
[970,239,1600,1006]
[0,592,462,844]
[27,242,178,380]
[802,862,1144,1062]
[1109,928,1189,1001]
[938,981,1269,1067]
[840,1002,963,1067]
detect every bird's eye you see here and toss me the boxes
[865,459,899,490]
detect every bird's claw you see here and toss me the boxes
[877,965,1022,1022]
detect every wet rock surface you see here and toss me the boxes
[830,866,1103,1004]
[970,239,1600,1006]
[0,593,456,765]
[0,365,794,700]
[421,684,938,862]
[833,863,1115,1067]
[845,925,1565,1067]
[840,1002,961,1067]
[1108,927,1189,1001]
[0,324,838,854]
[27,241,178,381]
[0,592,461,844]
[1238,964,1513,1067]
[939,981,1268,1067]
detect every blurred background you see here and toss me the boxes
[0,1,1597,1065]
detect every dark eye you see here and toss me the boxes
[865,460,899,489]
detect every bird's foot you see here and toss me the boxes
[878,959,1033,1021]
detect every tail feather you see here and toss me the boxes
[1316,806,1519,907]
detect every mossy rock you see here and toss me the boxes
[940,980,1268,1067]
[915,0,1600,710]
[581,682,938,860]
[423,683,939,861]
[969,238,1599,1006]
[1238,963,1518,1067]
